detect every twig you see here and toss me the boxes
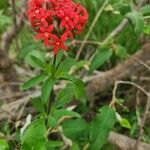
[0,0,27,52]
[110,80,150,150]
[131,54,150,71]
[75,0,109,60]
[58,126,72,150]
[110,80,149,107]
[135,92,150,150]
[11,0,20,52]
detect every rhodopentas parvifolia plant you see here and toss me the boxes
[20,0,116,149]
[20,0,89,149]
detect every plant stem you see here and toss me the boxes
[45,54,57,126]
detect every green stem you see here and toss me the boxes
[45,54,57,126]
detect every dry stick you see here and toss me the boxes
[0,0,27,69]
[110,80,150,150]
[108,131,150,150]
[131,55,150,71]
[11,0,20,52]
[110,80,149,106]
[135,93,150,150]
[75,0,109,60]
[0,0,27,52]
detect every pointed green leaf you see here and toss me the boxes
[139,4,150,16]
[52,109,81,120]
[115,45,127,58]
[41,77,55,103]
[56,73,74,82]
[90,106,116,150]
[62,118,89,140]
[113,3,131,15]
[119,118,131,129]
[29,55,55,75]
[70,60,89,73]
[70,142,80,150]
[56,58,76,77]
[72,79,86,100]
[21,119,46,150]
[46,140,63,149]
[48,109,80,128]
[90,48,113,72]
[30,55,46,69]
[25,50,45,68]
[31,97,45,113]
[48,115,58,128]
[55,84,74,108]
[21,74,46,90]
[126,12,144,35]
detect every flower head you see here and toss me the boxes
[27,0,88,54]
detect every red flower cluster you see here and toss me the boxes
[27,0,88,54]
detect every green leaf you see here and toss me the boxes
[46,140,63,149]
[139,4,150,16]
[0,139,9,150]
[56,72,74,82]
[52,109,81,120]
[48,116,57,128]
[30,55,54,75]
[113,3,131,15]
[72,79,86,100]
[70,60,89,73]
[41,77,55,103]
[119,118,131,129]
[21,74,46,90]
[30,55,46,69]
[70,142,80,150]
[56,58,76,77]
[21,119,46,150]
[90,48,113,72]
[90,106,116,150]
[62,118,89,140]
[31,97,45,113]
[143,25,150,35]
[48,109,81,128]
[126,12,144,35]
[55,84,74,108]
[25,50,45,68]
[115,45,127,58]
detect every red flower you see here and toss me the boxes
[49,34,68,54]
[28,8,53,29]
[35,25,54,46]
[27,0,88,54]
